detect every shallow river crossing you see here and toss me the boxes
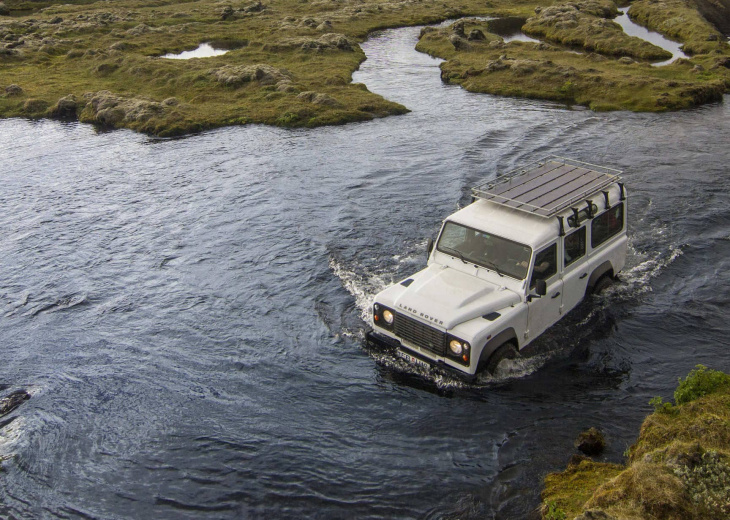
[1,23,729,520]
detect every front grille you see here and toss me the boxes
[394,313,446,356]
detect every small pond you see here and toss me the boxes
[161,43,228,60]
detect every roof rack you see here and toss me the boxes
[471,156,623,218]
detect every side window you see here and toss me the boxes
[591,203,624,248]
[564,227,586,267]
[530,243,557,288]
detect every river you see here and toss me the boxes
[1,24,729,520]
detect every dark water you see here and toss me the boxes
[1,25,729,520]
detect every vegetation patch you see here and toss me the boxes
[540,366,730,520]
[628,0,729,56]
[416,6,730,113]
[523,0,671,60]
[0,0,729,134]
[0,0,550,135]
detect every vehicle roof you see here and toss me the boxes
[448,181,625,249]
[471,157,622,218]
[447,199,558,248]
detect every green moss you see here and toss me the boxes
[628,0,729,56]
[1,0,729,134]
[542,460,625,519]
[523,0,672,60]
[0,0,558,134]
[540,368,730,520]
[416,16,730,113]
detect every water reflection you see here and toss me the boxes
[615,7,688,65]
[486,17,541,43]
[162,43,228,60]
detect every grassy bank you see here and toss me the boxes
[541,365,730,520]
[628,0,727,56]
[416,0,730,112]
[0,0,552,135]
[0,0,729,134]
[522,0,671,60]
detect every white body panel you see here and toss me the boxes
[371,161,628,377]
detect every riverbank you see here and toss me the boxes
[0,0,548,136]
[416,0,730,112]
[541,366,730,520]
[0,0,728,135]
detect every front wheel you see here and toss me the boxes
[484,342,519,375]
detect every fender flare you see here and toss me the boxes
[477,328,518,372]
[586,261,614,295]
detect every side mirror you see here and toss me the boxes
[535,279,547,296]
[426,238,434,256]
[527,279,547,302]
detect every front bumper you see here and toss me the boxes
[365,330,476,382]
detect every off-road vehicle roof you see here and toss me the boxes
[471,156,623,218]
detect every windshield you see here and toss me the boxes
[436,221,532,280]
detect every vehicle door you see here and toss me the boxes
[561,226,589,312]
[526,242,563,340]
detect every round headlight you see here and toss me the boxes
[382,309,394,325]
[449,339,463,355]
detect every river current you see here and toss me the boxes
[1,25,729,520]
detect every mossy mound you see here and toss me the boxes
[541,366,730,520]
[523,0,671,60]
[0,0,549,135]
[0,0,729,134]
[415,4,730,113]
[628,0,729,56]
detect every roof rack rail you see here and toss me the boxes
[471,156,623,218]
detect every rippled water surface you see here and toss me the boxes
[1,25,729,520]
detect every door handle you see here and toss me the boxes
[551,292,561,299]
[579,273,588,279]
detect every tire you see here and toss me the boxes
[485,342,518,374]
[592,275,613,295]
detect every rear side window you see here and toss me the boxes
[530,243,557,288]
[591,203,624,248]
[564,227,586,267]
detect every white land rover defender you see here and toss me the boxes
[367,157,627,380]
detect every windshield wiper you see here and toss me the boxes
[481,259,505,277]
[440,246,467,264]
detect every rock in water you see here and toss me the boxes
[0,390,30,417]
[575,427,606,456]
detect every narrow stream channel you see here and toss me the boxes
[614,7,688,65]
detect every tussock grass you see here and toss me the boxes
[0,0,729,134]
[540,366,730,520]
[4,0,522,134]
[523,0,672,60]
[416,10,730,113]
[628,0,729,56]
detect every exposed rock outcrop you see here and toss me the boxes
[0,390,30,418]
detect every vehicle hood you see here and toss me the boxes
[384,265,520,330]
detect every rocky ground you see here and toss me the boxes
[0,0,728,133]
